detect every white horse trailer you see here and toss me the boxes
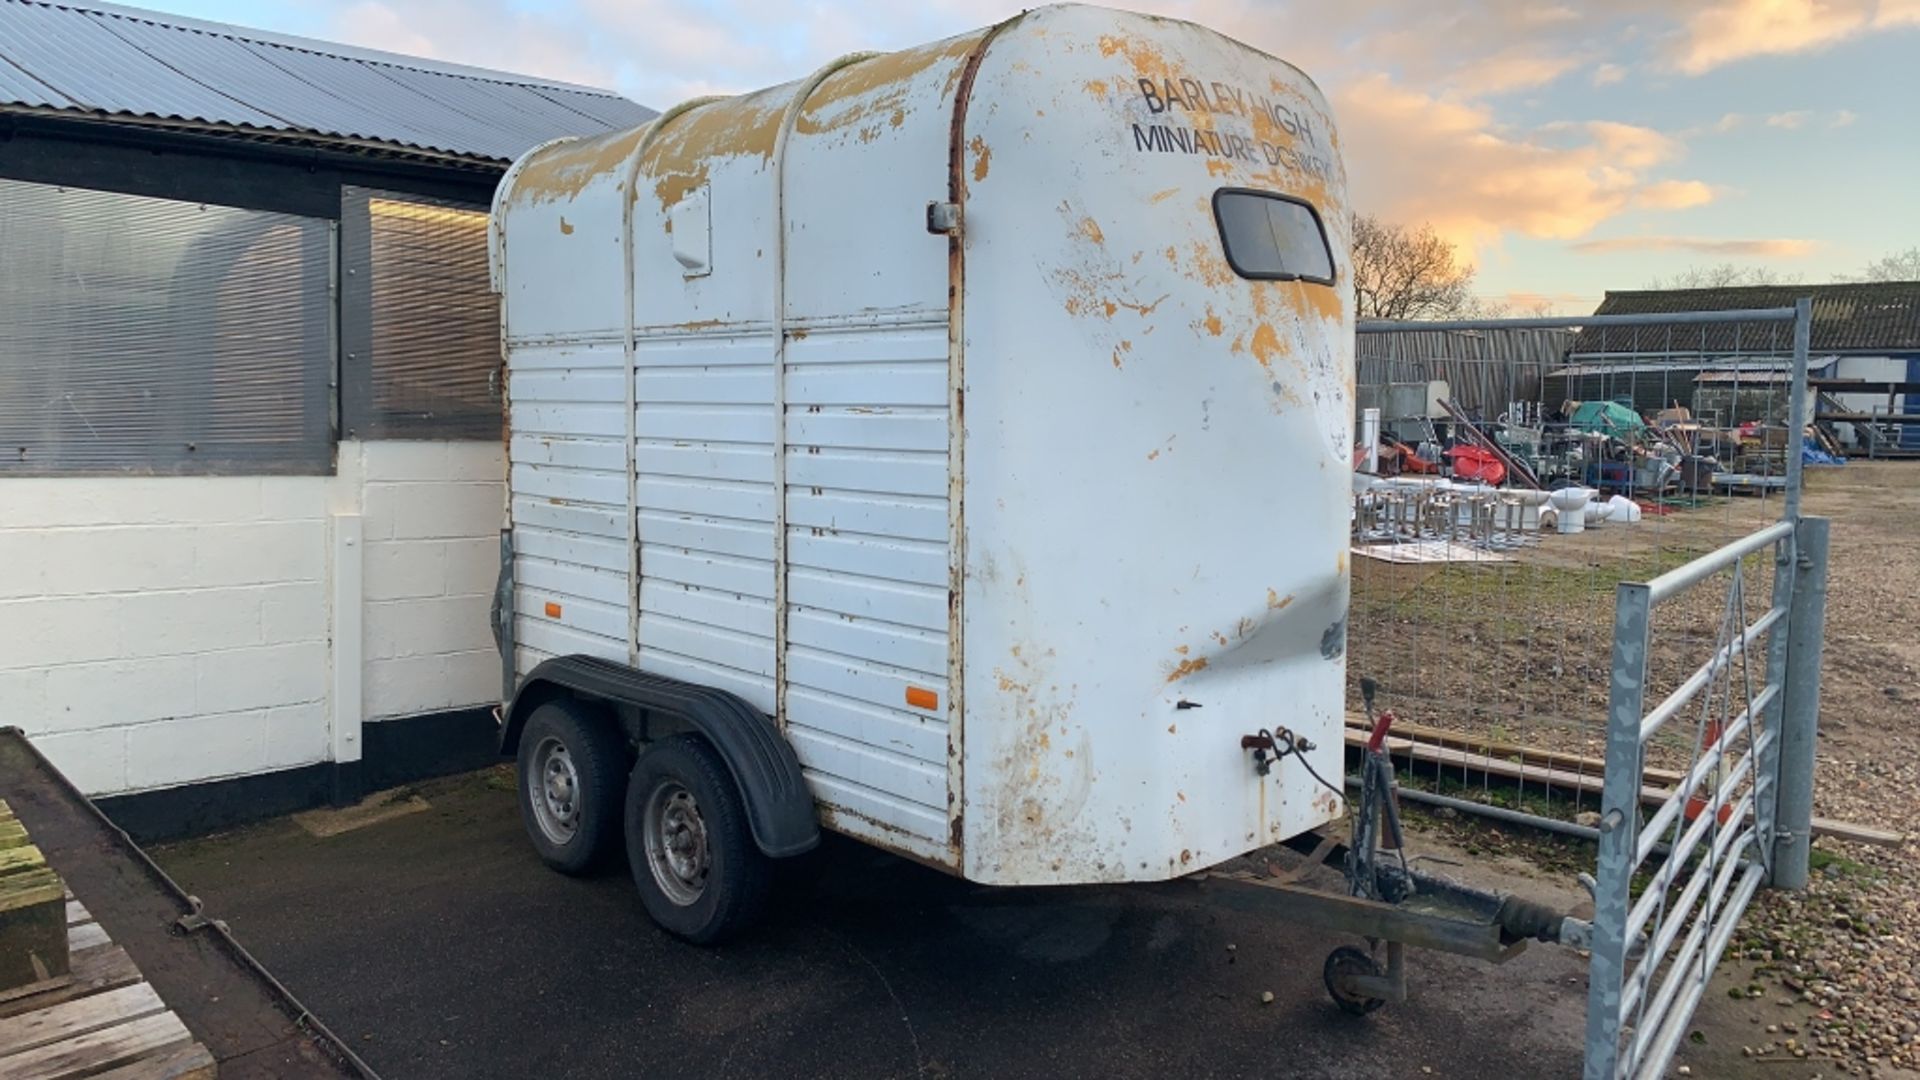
[488,2,1585,1004]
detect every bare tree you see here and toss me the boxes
[1854,246,1920,282]
[1351,214,1477,320]
[1644,263,1803,289]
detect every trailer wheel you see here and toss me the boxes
[625,734,770,944]
[516,702,626,875]
[1323,945,1387,1016]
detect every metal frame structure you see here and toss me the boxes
[1357,299,1827,1079]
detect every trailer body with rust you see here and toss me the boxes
[488,3,1354,921]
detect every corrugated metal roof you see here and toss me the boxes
[1571,283,1920,356]
[0,0,657,165]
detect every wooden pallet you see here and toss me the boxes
[0,892,216,1077]
[1,800,69,1000]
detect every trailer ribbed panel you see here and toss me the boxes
[633,334,779,714]
[782,325,952,843]
[507,341,627,665]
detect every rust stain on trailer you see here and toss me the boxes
[1079,216,1105,244]
[1267,588,1294,611]
[558,217,574,235]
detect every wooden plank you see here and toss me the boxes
[0,845,49,879]
[68,923,108,952]
[0,948,142,1021]
[1356,730,1909,847]
[0,975,74,1008]
[0,1010,193,1080]
[0,874,68,993]
[0,983,167,1056]
[1,870,66,914]
[89,1042,218,1080]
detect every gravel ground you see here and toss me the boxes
[1710,462,1920,1078]
[1349,461,1920,1077]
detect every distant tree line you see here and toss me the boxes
[1350,213,1918,321]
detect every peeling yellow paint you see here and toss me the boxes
[1166,657,1209,683]
[797,32,984,137]
[1249,323,1284,371]
[970,135,992,182]
[639,89,789,211]
[1148,187,1180,204]
[1266,589,1294,611]
[1079,216,1105,244]
[509,125,649,207]
[1202,310,1223,336]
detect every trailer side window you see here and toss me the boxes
[1212,190,1334,285]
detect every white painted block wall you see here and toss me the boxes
[358,441,504,721]
[0,441,506,797]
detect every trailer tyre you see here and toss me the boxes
[626,734,770,945]
[516,702,627,875]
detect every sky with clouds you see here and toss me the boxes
[157,0,1919,311]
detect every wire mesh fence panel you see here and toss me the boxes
[1349,311,1803,826]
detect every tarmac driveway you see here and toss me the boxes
[155,769,1588,1079]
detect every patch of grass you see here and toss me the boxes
[1352,546,1705,630]
[1807,846,1872,880]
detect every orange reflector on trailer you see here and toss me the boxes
[544,601,563,618]
[905,686,938,710]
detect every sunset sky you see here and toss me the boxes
[157,0,1920,311]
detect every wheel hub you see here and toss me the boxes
[529,737,581,844]
[644,782,710,906]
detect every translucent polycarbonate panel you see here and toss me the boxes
[0,178,332,474]
[341,187,500,439]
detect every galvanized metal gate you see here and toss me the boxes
[1354,299,1828,1079]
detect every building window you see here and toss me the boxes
[1212,188,1335,285]
[0,179,334,474]
[340,187,501,440]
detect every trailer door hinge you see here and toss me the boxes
[926,201,960,235]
